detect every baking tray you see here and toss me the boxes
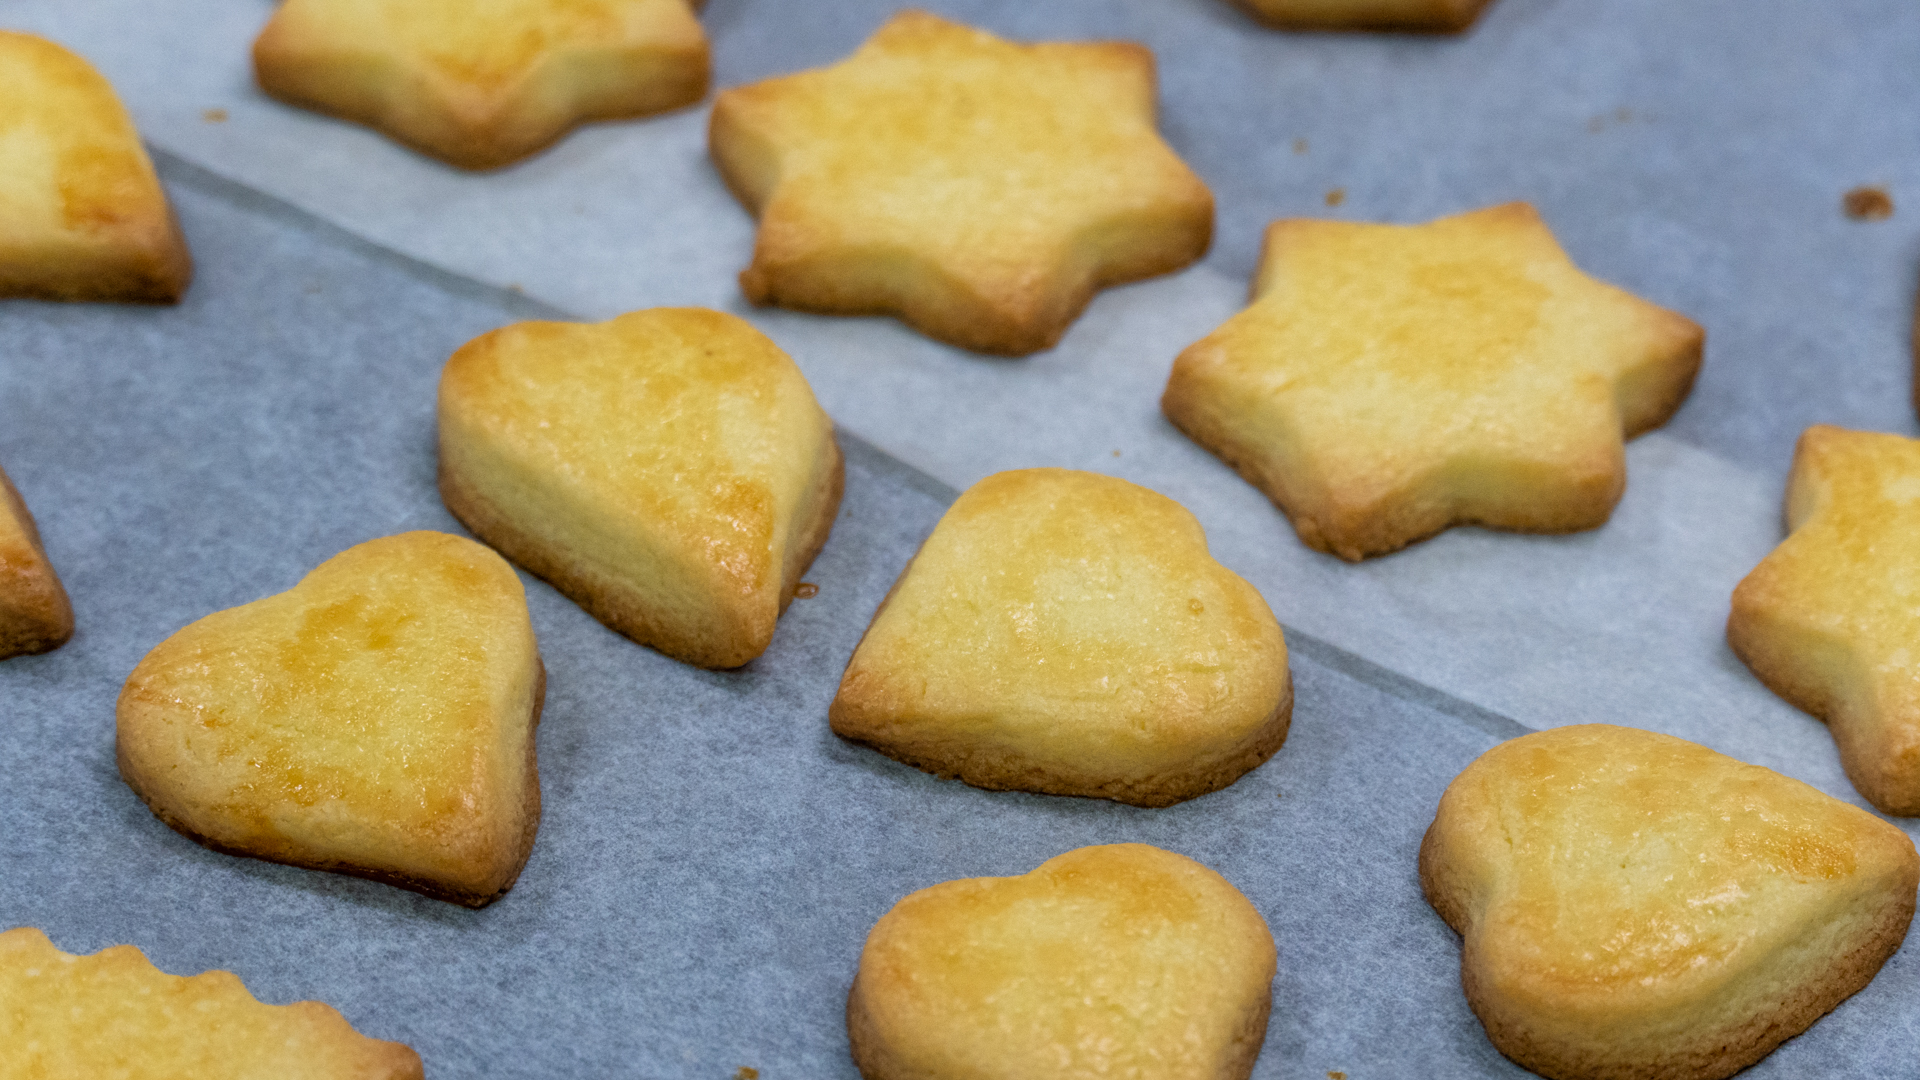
[3,0,1918,1074]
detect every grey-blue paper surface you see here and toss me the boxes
[3,0,1919,1075]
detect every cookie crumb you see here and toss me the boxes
[1293,138,1309,155]
[1328,1073,1347,1080]
[1844,186,1893,220]
[735,1069,759,1080]
[794,583,819,599]
[1111,449,1121,458]
[1324,188,1345,208]
[202,107,228,123]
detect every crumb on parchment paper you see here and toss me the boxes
[1844,186,1894,220]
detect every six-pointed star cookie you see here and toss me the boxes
[0,928,423,1080]
[1422,725,1917,1080]
[253,0,710,170]
[1729,425,1920,815]
[0,32,193,302]
[1226,0,1497,32]
[708,11,1214,356]
[1163,202,1703,560]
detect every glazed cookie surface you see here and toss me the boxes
[0,464,74,660]
[1164,202,1702,560]
[830,468,1289,807]
[1421,724,1918,1080]
[709,10,1213,356]
[849,844,1276,1080]
[253,0,709,169]
[0,928,421,1079]
[116,531,545,907]
[1730,425,1920,815]
[438,307,842,669]
[0,31,192,302]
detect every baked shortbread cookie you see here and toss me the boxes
[0,32,192,302]
[0,927,422,1079]
[1730,425,1920,815]
[830,469,1289,807]
[0,464,74,659]
[439,307,842,669]
[253,0,710,170]
[1227,0,1496,32]
[709,11,1213,356]
[1164,203,1703,560]
[117,532,544,907]
[1421,724,1918,1080]
[849,844,1276,1080]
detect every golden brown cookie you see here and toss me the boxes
[1227,0,1496,32]
[438,307,842,669]
[848,844,1276,1080]
[117,531,544,908]
[0,31,192,302]
[830,469,1289,807]
[709,10,1213,356]
[1421,724,1918,1080]
[0,927,422,1079]
[1729,425,1920,815]
[253,0,710,170]
[1164,202,1702,560]
[0,464,74,659]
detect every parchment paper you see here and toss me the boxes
[3,0,1919,1075]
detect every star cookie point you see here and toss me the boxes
[1422,725,1917,1080]
[0,465,74,659]
[710,12,1213,355]
[253,0,710,170]
[0,32,192,303]
[1165,202,1701,559]
[1730,424,1920,815]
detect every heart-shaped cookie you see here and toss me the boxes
[1421,724,1919,1080]
[438,307,843,669]
[0,927,422,1078]
[0,31,192,302]
[830,468,1289,807]
[0,464,73,659]
[117,532,544,908]
[849,844,1275,1080]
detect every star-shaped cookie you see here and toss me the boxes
[708,11,1214,356]
[1163,202,1703,560]
[0,32,192,303]
[1422,724,1917,1080]
[0,464,73,660]
[0,928,423,1079]
[253,0,710,170]
[1729,425,1920,815]
[1227,0,1497,32]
